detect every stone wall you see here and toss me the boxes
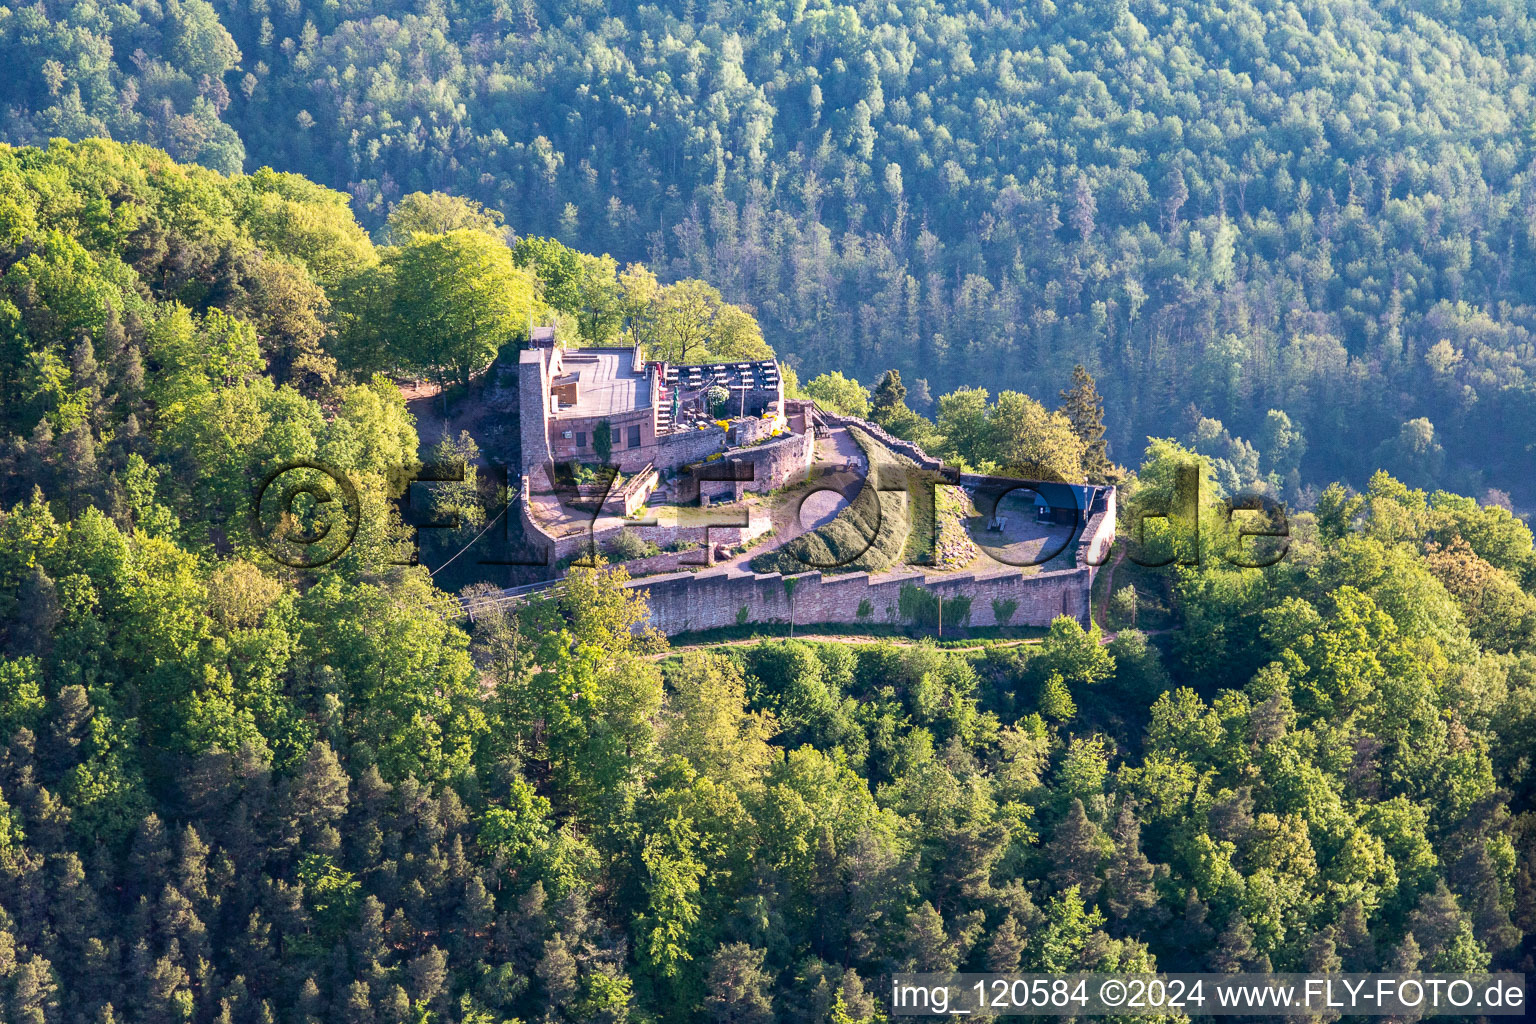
[518,349,553,470]
[648,424,731,472]
[607,464,660,517]
[729,414,779,446]
[627,563,1093,634]
[520,345,743,475]
[519,473,558,565]
[513,472,1118,635]
[548,406,656,469]
[619,470,1118,636]
[510,399,1119,636]
[518,482,770,565]
[563,464,661,517]
[1078,494,1117,569]
[684,429,815,503]
[817,410,947,470]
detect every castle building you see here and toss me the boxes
[518,328,812,499]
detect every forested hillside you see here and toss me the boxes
[7,0,1536,497]
[0,138,1532,1022]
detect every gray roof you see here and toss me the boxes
[554,349,651,417]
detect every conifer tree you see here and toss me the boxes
[870,369,907,420]
[1060,365,1112,482]
[1046,799,1109,896]
[1070,174,1097,242]
[985,914,1027,972]
[1212,912,1267,973]
[1337,900,1376,970]
[1103,804,1162,925]
[703,943,775,1024]
[904,903,958,972]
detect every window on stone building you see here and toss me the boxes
[576,432,586,448]
[627,425,641,448]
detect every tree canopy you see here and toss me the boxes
[2,9,1536,1020]
[9,0,1536,496]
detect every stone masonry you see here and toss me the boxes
[627,562,1095,635]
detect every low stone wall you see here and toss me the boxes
[519,474,559,565]
[627,563,1092,634]
[817,410,948,470]
[611,546,713,577]
[605,464,659,516]
[729,415,778,446]
[624,423,730,474]
[605,508,768,559]
[519,480,770,566]
[1078,498,1116,569]
[681,429,816,503]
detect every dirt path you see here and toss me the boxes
[1094,545,1127,630]
[407,390,498,468]
[711,425,868,573]
[399,361,507,468]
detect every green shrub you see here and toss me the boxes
[899,582,937,627]
[593,420,613,463]
[1109,586,1139,628]
[1040,672,1076,722]
[607,528,658,561]
[946,595,972,627]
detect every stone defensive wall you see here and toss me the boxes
[1077,503,1115,571]
[626,562,1095,635]
[508,404,1118,635]
[622,484,1117,634]
[815,410,949,470]
[681,428,815,503]
[512,469,1115,635]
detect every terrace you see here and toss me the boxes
[550,348,652,418]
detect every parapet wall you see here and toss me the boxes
[627,563,1093,634]
[619,463,1118,635]
[508,495,1107,636]
[648,424,731,472]
[684,429,815,503]
[518,349,553,469]
[816,410,948,470]
[1078,500,1116,569]
[519,476,770,565]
